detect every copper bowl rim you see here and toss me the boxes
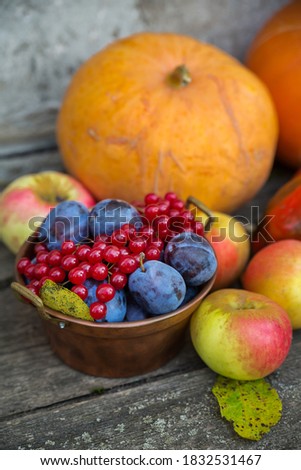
[14,234,216,330]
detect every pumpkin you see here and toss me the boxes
[57,32,278,212]
[246,0,301,169]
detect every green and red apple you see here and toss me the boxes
[190,288,292,380]
[242,239,301,329]
[202,211,251,290]
[0,171,95,254]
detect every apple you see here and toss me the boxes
[241,239,301,329]
[190,288,292,380]
[202,211,251,290]
[0,171,96,254]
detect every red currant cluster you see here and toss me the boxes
[133,191,204,240]
[17,191,204,322]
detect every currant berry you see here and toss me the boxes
[145,246,161,261]
[110,271,128,290]
[111,229,127,247]
[87,249,103,265]
[24,264,36,280]
[47,250,62,267]
[48,267,66,283]
[61,241,76,255]
[26,284,40,296]
[90,302,107,321]
[144,192,159,205]
[71,284,88,301]
[120,223,136,240]
[17,257,31,274]
[68,267,87,285]
[61,254,79,271]
[171,199,185,212]
[76,244,92,261]
[192,221,205,237]
[34,263,50,280]
[79,261,92,278]
[96,283,116,302]
[144,205,159,221]
[164,192,178,202]
[36,251,49,264]
[34,243,47,254]
[39,276,51,288]
[129,238,147,254]
[118,256,139,274]
[90,263,108,281]
[103,245,120,264]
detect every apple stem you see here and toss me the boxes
[167,65,192,88]
[186,196,215,232]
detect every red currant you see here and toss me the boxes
[158,201,170,215]
[61,241,76,255]
[193,221,204,237]
[17,257,31,274]
[49,267,66,283]
[144,205,159,221]
[71,284,88,301]
[90,302,107,321]
[47,250,62,267]
[164,192,178,202]
[145,246,161,261]
[148,238,164,251]
[26,284,39,296]
[34,243,47,254]
[87,249,103,264]
[39,276,51,288]
[94,234,111,244]
[79,261,92,278]
[34,263,49,279]
[61,254,79,271]
[36,251,49,264]
[121,223,136,240]
[90,263,108,281]
[129,238,147,254]
[171,199,185,212]
[24,264,36,280]
[76,244,92,261]
[111,229,127,247]
[103,245,120,264]
[118,256,139,274]
[110,271,128,290]
[144,192,159,205]
[96,283,115,302]
[68,267,87,285]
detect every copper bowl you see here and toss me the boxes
[12,233,216,378]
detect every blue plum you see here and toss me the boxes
[38,200,89,251]
[164,232,217,286]
[84,279,127,323]
[89,198,143,238]
[180,285,200,306]
[125,295,149,322]
[128,260,186,315]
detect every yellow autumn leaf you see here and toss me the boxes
[40,279,93,322]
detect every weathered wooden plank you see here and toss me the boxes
[0,246,15,286]
[1,331,300,450]
[0,0,288,155]
[0,149,65,191]
[0,285,205,417]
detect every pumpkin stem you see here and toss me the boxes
[168,65,192,88]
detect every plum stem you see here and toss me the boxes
[139,252,146,272]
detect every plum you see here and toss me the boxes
[89,198,142,237]
[84,279,127,322]
[125,295,150,322]
[128,260,186,315]
[38,200,89,251]
[164,232,217,286]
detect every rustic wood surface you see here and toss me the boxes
[0,146,300,450]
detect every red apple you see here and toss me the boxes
[190,288,292,380]
[203,211,251,290]
[0,171,95,254]
[242,239,301,329]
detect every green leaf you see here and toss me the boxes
[212,375,282,441]
[40,279,93,322]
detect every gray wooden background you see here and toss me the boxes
[0,0,288,159]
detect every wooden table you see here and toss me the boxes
[0,149,300,450]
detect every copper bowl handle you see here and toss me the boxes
[11,281,69,328]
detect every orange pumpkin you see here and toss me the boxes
[57,32,278,212]
[246,0,301,169]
